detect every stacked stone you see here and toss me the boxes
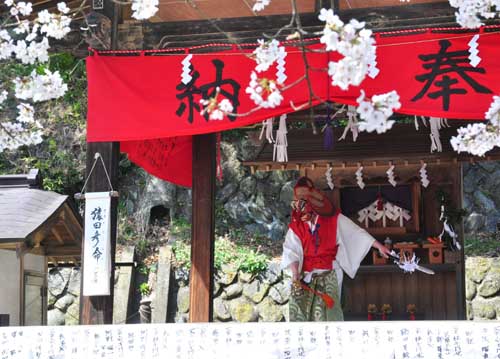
[174,262,291,323]
[47,268,80,325]
[463,162,500,233]
[466,257,500,320]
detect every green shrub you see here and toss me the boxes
[138,282,151,296]
[172,235,270,274]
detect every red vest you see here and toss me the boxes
[289,212,340,272]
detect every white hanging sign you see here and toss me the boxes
[83,191,112,296]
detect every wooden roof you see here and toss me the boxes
[243,121,500,171]
[0,170,82,262]
[126,0,442,23]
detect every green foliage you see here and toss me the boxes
[236,247,268,274]
[170,217,191,240]
[137,264,149,276]
[0,53,87,195]
[138,282,151,296]
[172,240,191,269]
[172,236,270,274]
[464,232,500,257]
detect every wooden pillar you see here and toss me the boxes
[80,142,120,325]
[189,134,216,322]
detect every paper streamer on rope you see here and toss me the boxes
[339,105,359,142]
[358,200,411,228]
[355,165,365,189]
[439,204,461,250]
[83,192,112,296]
[180,54,193,85]
[273,114,288,162]
[419,162,430,188]
[386,163,397,187]
[429,117,449,153]
[259,118,274,143]
[468,34,481,67]
[414,115,427,131]
[325,167,334,190]
[276,46,287,85]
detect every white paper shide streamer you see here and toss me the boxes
[273,114,288,162]
[83,192,112,296]
[386,163,397,187]
[468,34,481,67]
[325,167,334,190]
[259,118,274,143]
[358,200,411,228]
[276,46,287,85]
[181,54,193,85]
[339,105,359,142]
[439,204,461,250]
[355,165,365,189]
[419,162,430,188]
[429,117,449,153]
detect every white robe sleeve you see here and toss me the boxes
[336,213,375,279]
[281,228,303,273]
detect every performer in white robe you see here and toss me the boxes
[282,177,390,321]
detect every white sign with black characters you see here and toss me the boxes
[1,322,500,358]
[83,192,111,296]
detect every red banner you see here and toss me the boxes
[87,27,500,186]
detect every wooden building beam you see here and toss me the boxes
[189,134,216,322]
[80,142,120,325]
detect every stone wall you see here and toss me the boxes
[463,162,500,232]
[466,257,500,320]
[119,137,297,243]
[48,268,80,325]
[170,262,291,323]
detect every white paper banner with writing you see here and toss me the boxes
[83,191,111,296]
[1,322,500,358]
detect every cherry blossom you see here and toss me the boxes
[356,90,401,134]
[131,0,159,20]
[253,39,283,73]
[199,88,235,121]
[14,69,68,102]
[319,8,378,90]
[449,0,499,28]
[252,0,271,12]
[451,96,500,156]
[246,71,283,108]
[0,0,73,152]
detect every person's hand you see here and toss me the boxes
[373,241,391,259]
[291,279,304,297]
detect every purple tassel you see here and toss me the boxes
[324,124,334,150]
